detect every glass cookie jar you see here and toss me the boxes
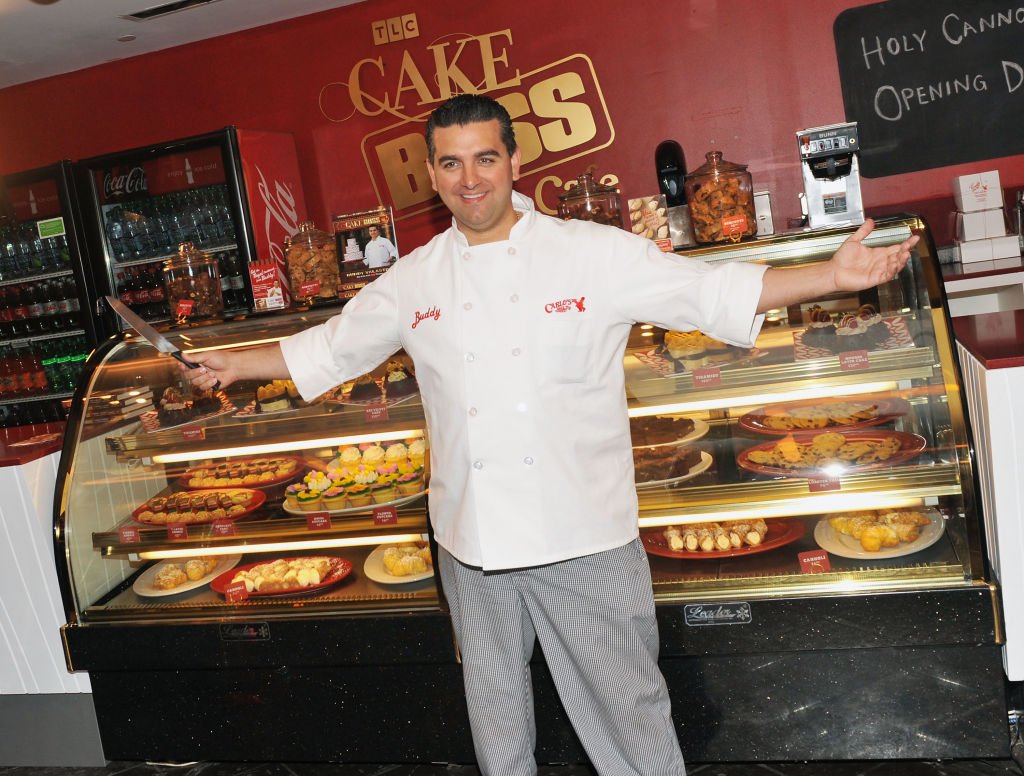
[162,242,224,323]
[684,151,756,244]
[285,221,340,306]
[557,172,625,228]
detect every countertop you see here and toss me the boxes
[941,255,1024,282]
[953,309,1024,370]
[0,422,66,466]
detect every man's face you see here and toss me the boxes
[368,226,379,240]
[426,119,521,245]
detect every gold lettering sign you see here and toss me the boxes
[320,26,615,220]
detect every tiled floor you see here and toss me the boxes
[1,759,1023,776]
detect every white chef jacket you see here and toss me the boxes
[363,235,398,268]
[282,192,767,571]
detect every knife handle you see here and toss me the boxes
[172,351,221,392]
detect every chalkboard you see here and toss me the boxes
[834,0,1024,178]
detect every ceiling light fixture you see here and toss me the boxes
[123,0,224,22]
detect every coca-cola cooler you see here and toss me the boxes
[74,127,308,335]
[0,162,101,427]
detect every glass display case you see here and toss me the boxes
[52,214,1005,764]
[56,307,437,625]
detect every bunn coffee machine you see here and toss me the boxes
[796,121,864,229]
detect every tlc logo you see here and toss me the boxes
[372,14,419,45]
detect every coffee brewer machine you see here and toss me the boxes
[796,121,864,229]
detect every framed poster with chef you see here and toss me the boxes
[332,205,398,299]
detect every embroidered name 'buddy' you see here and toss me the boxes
[412,305,441,329]
[544,297,586,314]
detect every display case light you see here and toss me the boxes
[152,428,424,463]
[627,380,898,418]
[137,532,427,560]
[637,494,924,528]
[181,336,285,354]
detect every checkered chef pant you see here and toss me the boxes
[438,538,687,776]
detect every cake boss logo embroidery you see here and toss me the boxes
[544,297,586,314]
[412,305,441,328]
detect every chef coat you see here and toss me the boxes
[282,192,767,571]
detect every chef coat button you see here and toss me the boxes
[516,402,528,413]
[511,347,521,356]
[468,407,478,417]
[462,252,471,261]
[465,352,475,363]
[463,302,473,311]
[510,293,519,303]
[473,460,483,470]
[508,247,517,256]
[523,456,534,466]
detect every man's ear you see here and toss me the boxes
[426,158,438,193]
[510,147,522,182]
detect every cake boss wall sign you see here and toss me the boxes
[317,17,617,222]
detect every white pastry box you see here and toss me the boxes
[956,208,1007,242]
[956,234,1022,263]
[953,170,1004,212]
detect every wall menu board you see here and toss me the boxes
[834,0,1024,178]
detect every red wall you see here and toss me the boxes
[1,0,1022,249]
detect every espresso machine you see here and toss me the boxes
[796,121,864,229]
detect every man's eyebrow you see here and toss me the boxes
[436,148,501,164]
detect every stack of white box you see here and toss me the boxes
[953,170,1020,263]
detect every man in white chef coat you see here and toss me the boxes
[181,95,917,775]
[362,224,398,268]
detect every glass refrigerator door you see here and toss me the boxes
[78,131,253,331]
[0,162,97,426]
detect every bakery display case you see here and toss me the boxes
[52,214,1007,765]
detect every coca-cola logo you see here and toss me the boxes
[103,167,148,198]
[253,164,299,265]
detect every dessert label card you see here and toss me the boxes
[306,512,332,530]
[182,427,205,441]
[119,525,141,544]
[808,477,841,492]
[798,549,832,574]
[374,506,398,526]
[211,520,238,537]
[224,581,249,602]
[332,205,398,299]
[692,366,722,388]
[365,404,389,422]
[839,350,871,371]
[167,524,189,541]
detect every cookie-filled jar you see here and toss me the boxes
[284,221,340,306]
[162,242,224,324]
[684,151,756,244]
[557,172,625,228]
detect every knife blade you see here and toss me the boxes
[105,295,199,369]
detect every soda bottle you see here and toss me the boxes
[65,276,82,330]
[116,272,132,306]
[131,268,151,315]
[147,265,167,319]
[105,208,126,262]
[24,283,44,332]
[9,285,29,335]
[41,279,60,327]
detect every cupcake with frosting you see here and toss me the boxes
[353,467,378,487]
[362,444,386,467]
[384,442,408,464]
[371,478,397,504]
[284,483,304,509]
[336,445,363,471]
[396,470,424,495]
[345,483,372,507]
[296,489,321,512]
[322,486,347,510]
[303,470,332,493]
[407,438,426,467]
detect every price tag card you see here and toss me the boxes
[364,403,389,422]
[798,549,832,574]
[182,426,205,441]
[224,581,249,602]
[808,477,841,493]
[211,520,237,537]
[721,214,749,236]
[167,523,189,541]
[175,299,194,318]
[839,350,870,371]
[373,505,398,525]
[118,525,141,544]
[299,280,321,297]
[692,367,722,388]
[306,512,332,530]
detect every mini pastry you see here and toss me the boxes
[384,360,419,397]
[349,374,383,401]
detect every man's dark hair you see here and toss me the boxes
[425,94,517,161]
